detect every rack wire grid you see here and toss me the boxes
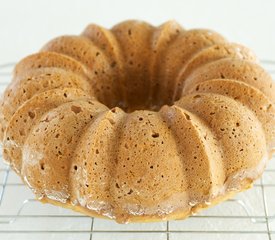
[0,60,274,240]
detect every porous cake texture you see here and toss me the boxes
[0,20,274,223]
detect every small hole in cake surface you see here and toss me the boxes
[184,112,191,120]
[193,95,201,99]
[40,163,45,170]
[28,111,35,119]
[71,105,82,114]
[127,189,133,195]
[19,129,25,136]
[152,132,159,138]
[111,61,117,68]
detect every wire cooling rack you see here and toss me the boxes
[0,61,274,240]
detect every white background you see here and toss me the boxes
[0,1,275,240]
[0,0,275,64]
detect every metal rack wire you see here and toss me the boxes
[0,61,274,240]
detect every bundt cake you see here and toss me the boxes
[0,20,274,223]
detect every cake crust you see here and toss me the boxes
[0,20,274,223]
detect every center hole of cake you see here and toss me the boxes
[99,83,175,113]
[107,96,174,113]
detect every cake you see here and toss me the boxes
[0,20,274,223]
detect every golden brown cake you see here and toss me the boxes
[0,20,274,223]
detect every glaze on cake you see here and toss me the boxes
[0,20,274,223]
